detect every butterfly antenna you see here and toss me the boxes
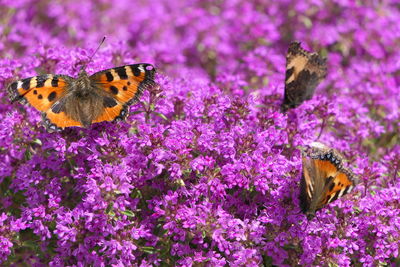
[81,36,106,71]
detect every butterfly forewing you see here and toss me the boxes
[91,63,156,106]
[281,42,327,111]
[322,170,355,206]
[8,74,72,111]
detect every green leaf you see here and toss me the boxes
[175,179,185,187]
[24,150,32,160]
[106,202,114,214]
[130,189,142,199]
[32,138,42,145]
[152,111,168,121]
[353,206,362,214]
[121,209,135,217]
[142,246,157,254]
[131,110,145,115]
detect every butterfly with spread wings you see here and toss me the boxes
[7,63,156,131]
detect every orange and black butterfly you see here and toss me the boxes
[7,63,156,131]
[300,142,358,219]
[281,42,327,112]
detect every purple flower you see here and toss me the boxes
[0,0,399,265]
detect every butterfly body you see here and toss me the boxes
[300,142,358,219]
[8,63,156,131]
[53,69,109,128]
[281,42,327,112]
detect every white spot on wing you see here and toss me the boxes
[138,65,145,72]
[347,185,354,193]
[338,187,346,198]
[306,179,314,198]
[327,193,335,203]
[307,187,313,199]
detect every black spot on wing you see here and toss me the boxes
[328,182,335,192]
[285,67,294,82]
[36,76,47,88]
[325,176,334,186]
[115,67,128,79]
[103,96,117,108]
[38,94,43,99]
[22,78,31,90]
[131,66,141,77]
[10,82,18,91]
[110,86,118,95]
[48,91,57,102]
[51,77,59,87]
[106,72,113,82]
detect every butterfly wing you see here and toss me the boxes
[7,74,82,130]
[320,167,357,208]
[42,107,82,130]
[8,74,70,110]
[89,63,156,123]
[300,156,327,214]
[281,42,327,111]
[300,145,358,218]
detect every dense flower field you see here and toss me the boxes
[0,0,399,266]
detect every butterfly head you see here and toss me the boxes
[67,67,92,98]
[79,65,88,75]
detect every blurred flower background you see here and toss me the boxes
[0,0,399,266]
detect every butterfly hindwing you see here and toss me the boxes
[42,110,82,130]
[300,142,358,218]
[7,74,84,131]
[92,102,128,123]
[281,42,327,111]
